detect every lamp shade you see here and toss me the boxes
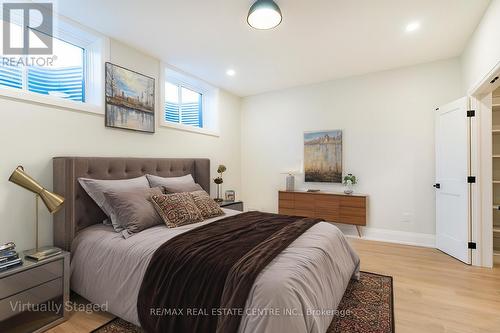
[247,0,282,30]
[9,166,64,213]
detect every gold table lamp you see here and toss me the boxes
[9,166,65,261]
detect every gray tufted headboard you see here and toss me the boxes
[52,157,210,251]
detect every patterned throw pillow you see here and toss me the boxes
[151,192,203,228]
[190,190,225,219]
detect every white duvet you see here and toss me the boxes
[71,209,360,333]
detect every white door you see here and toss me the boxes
[435,97,471,264]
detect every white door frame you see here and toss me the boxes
[468,60,500,267]
[469,94,483,267]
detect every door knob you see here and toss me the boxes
[433,183,441,189]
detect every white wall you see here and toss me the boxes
[461,0,500,92]
[0,39,242,251]
[241,59,462,243]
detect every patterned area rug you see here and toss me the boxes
[91,271,393,333]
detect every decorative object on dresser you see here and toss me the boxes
[343,173,357,195]
[278,191,367,237]
[281,171,297,191]
[219,200,244,212]
[8,166,65,261]
[213,164,226,202]
[0,251,70,333]
[304,130,343,183]
[225,190,236,201]
[105,62,155,133]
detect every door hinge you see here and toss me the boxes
[467,176,476,183]
[491,76,499,84]
[467,110,475,117]
[468,242,476,249]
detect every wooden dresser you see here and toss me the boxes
[278,191,367,236]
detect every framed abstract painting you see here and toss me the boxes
[105,62,155,133]
[304,130,343,183]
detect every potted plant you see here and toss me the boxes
[343,173,357,195]
[214,165,226,202]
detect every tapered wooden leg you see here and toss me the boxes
[355,225,362,238]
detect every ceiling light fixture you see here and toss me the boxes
[226,69,236,76]
[405,21,421,33]
[247,0,282,30]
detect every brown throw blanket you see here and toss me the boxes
[137,211,322,333]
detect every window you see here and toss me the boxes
[162,67,219,135]
[165,82,203,127]
[0,13,107,112]
[1,36,85,102]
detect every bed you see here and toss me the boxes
[53,157,360,333]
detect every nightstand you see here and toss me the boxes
[219,200,244,212]
[0,251,70,333]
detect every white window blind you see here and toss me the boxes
[165,81,203,128]
[0,22,85,102]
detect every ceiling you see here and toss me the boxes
[57,0,491,97]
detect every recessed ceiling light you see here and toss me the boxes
[226,69,236,76]
[247,0,282,30]
[405,21,421,33]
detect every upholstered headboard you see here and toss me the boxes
[52,157,210,251]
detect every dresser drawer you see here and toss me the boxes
[279,199,294,209]
[315,211,340,222]
[293,209,315,217]
[340,196,366,208]
[315,196,340,212]
[0,259,63,300]
[341,207,366,217]
[279,208,296,215]
[279,191,294,200]
[0,278,62,321]
[294,194,315,210]
[339,215,366,225]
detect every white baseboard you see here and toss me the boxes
[333,223,436,248]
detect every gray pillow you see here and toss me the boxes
[78,176,150,224]
[103,187,163,238]
[146,174,201,193]
[163,182,203,194]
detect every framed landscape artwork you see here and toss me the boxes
[105,62,155,133]
[304,130,343,183]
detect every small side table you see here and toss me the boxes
[0,251,70,333]
[219,200,244,212]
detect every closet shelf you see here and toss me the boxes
[494,227,500,234]
[494,250,500,256]
[493,181,500,184]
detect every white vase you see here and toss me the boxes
[344,181,354,195]
[215,184,223,202]
[285,174,295,191]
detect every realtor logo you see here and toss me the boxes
[2,2,53,55]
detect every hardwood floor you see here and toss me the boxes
[47,239,500,333]
[350,238,500,333]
